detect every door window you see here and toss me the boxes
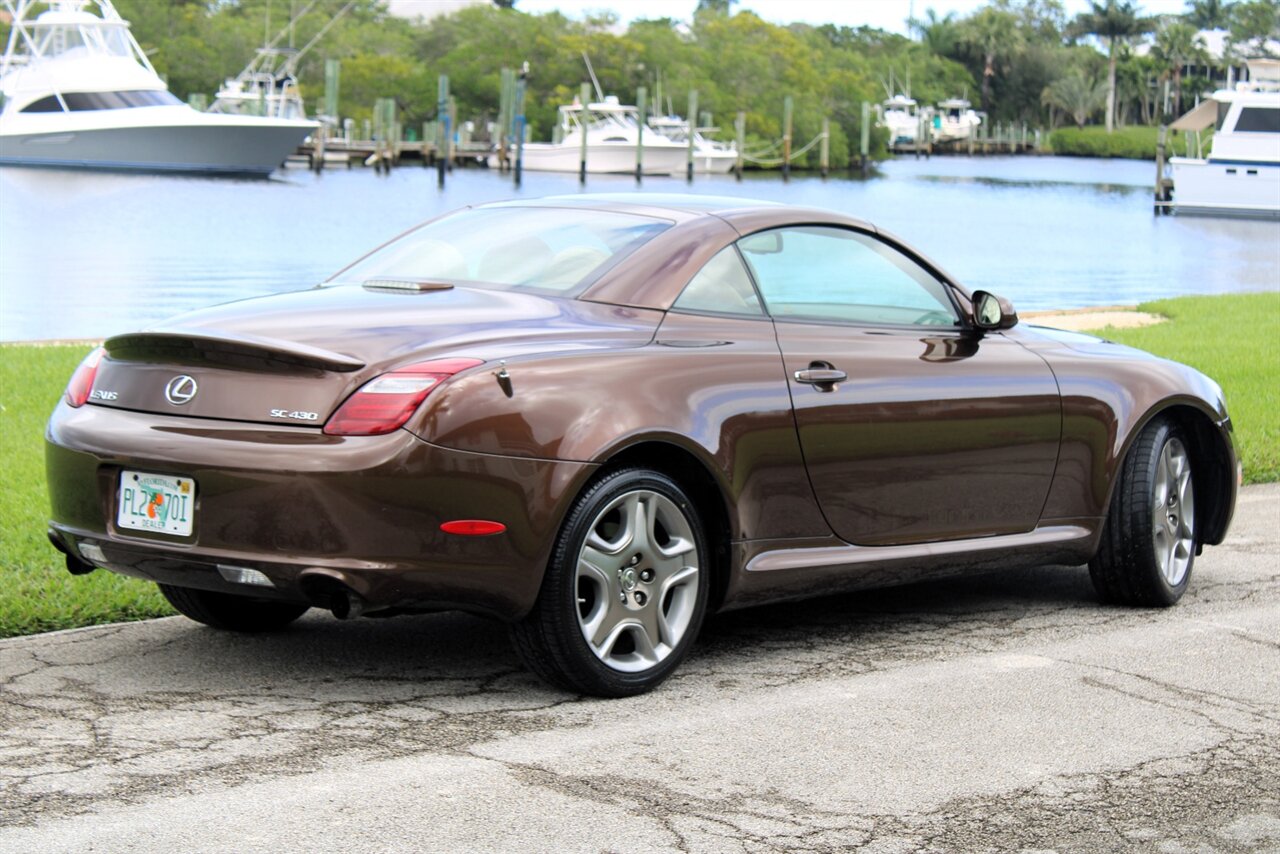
[738,227,959,327]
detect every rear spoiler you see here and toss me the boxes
[105,332,366,374]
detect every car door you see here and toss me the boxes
[738,225,1061,547]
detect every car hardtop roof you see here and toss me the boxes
[484,193,874,231]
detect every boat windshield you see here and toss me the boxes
[326,207,671,295]
[29,15,137,62]
[20,89,181,112]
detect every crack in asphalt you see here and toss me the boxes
[1,554,1277,849]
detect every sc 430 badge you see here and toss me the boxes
[270,409,319,422]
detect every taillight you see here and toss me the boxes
[323,358,483,436]
[65,347,106,408]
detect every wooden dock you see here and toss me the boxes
[891,123,1043,156]
[291,137,493,170]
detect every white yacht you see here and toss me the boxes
[932,98,982,143]
[878,94,921,150]
[0,0,317,176]
[492,96,688,175]
[208,1,353,123]
[1167,58,1280,218]
[647,114,737,174]
[208,63,308,122]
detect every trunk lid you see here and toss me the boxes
[89,285,660,426]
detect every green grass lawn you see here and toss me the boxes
[0,345,172,637]
[0,291,1275,638]
[1084,293,1280,484]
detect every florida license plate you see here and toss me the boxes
[117,470,196,537]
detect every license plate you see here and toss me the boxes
[117,470,196,537]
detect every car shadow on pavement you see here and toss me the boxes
[111,563,1101,697]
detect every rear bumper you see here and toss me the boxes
[46,401,594,621]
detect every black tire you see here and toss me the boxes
[1089,417,1197,607]
[510,468,711,697]
[159,583,310,632]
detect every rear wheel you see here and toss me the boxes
[510,468,710,697]
[159,584,310,632]
[1090,418,1196,607]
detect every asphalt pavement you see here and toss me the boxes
[2,485,1278,853]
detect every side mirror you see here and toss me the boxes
[971,290,1018,331]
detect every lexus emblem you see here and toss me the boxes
[164,375,198,406]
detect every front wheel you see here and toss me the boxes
[510,468,710,697]
[1090,418,1196,607]
[159,584,310,632]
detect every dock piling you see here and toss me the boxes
[820,117,829,178]
[859,101,870,177]
[686,89,698,182]
[636,86,647,182]
[579,82,591,183]
[734,111,745,181]
[782,95,793,181]
[513,63,527,187]
[436,75,449,186]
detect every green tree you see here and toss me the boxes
[910,8,961,56]
[1042,68,1107,126]
[1070,0,1154,132]
[957,6,1024,114]
[1152,20,1207,115]
[1228,0,1280,57]
[1185,0,1235,28]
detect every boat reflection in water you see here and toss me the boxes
[0,0,316,177]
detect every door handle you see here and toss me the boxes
[794,363,847,390]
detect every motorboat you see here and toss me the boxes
[647,114,737,174]
[878,94,921,150]
[491,96,687,175]
[932,98,982,143]
[208,1,353,123]
[0,0,317,176]
[208,66,307,122]
[1166,58,1280,218]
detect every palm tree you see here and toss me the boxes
[1070,1,1154,132]
[1153,21,1207,116]
[959,7,1024,115]
[1042,70,1108,127]
[910,8,960,57]
[1185,0,1234,29]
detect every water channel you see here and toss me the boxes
[1,155,1276,342]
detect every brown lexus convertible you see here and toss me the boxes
[45,194,1238,696]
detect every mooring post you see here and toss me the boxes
[437,75,449,187]
[497,67,512,172]
[859,101,870,177]
[513,64,527,187]
[1155,124,1168,215]
[686,89,698,182]
[734,111,745,180]
[324,58,340,124]
[313,122,325,173]
[578,82,591,183]
[782,95,793,181]
[635,85,647,182]
[820,117,830,178]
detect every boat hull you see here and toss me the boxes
[1169,157,1280,219]
[0,115,315,176]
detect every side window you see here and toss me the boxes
[672,246,764,317]
[738,226,959,326]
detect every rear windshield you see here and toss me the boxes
[326,207,670,295]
